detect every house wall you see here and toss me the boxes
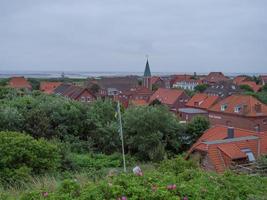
[179,112,208,122]
[76,90,95,102]
[172,92,190,110]
[208,111,267,131]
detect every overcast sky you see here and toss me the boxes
[0,0,267,73]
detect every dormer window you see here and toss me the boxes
[234,106,241,113]
[221,104,227,111]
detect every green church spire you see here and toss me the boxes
[144,59,151,77]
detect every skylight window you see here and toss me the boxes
[241,148,255,162]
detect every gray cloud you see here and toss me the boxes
[0,0,267,73]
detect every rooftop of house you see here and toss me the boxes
[233,75,250,85]
[123,86,153,96]
[208,94,267,117]
[204,80,241,97]
[186,125,267,173]
[204,72,229,83]
[170,74,201,85]
[186,93,219,109]
[149,88,186,105]
[40,82,62,94]
[150,76,162,85]
[53,83,95,100]
[238,81,262,92]
[86,76,139,93]
[8,77,32,89]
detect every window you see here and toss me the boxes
[241,149,255,162]
[234,106,241,113]
[221,104,227,111]
[263,119,267,125]
[81,97,86,102]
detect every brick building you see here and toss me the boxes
[208,95,267,131]
[186,125,267,173]
[149,88,189,112]
[53,83,96,102]
[178,93,219,122]
[203,72,229,84]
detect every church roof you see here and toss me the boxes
[144,59,151,77]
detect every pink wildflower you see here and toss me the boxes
[42,192,49,197]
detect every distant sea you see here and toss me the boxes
[0,70,266,79]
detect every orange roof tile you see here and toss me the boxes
[233,76,249,85]
[8,77,32,90]
[218,143,247,159]
[186,125,266,173]
[40,82,62,94]
[239,81,262,92]
[149,88,186,105]
[186,93,219,109]
[150,76,161,85]
[208,94,267,117]
[204,72,228,83]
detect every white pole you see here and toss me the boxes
[118,101,127,172]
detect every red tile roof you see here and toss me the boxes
[186,93,219,109]
[208,95,267,117]
[149,88,185,105]
[8,77,32,90]
[233,76,249,85]
[239,81,262,92]
[40,82,62,94]
[217,143,247,159]
[150,76,161,85]
[186,125,267,173]
[204,72,228,83]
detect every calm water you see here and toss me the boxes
[0,70,266,79]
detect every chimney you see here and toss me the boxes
[227,127,234,139]
[243,104,249,115]
[255,103,262,113]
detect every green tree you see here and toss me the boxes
[185,116,209,147]
[194,84,209,93]
[240,84,254,92]
[123,105,184,161]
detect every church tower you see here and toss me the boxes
[143,58,152,89]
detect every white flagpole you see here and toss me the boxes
[117,101,127,172]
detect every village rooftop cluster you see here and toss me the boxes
[5,60,267,173]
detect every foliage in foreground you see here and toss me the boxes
[1,157,267,200]
[0,131,60,185]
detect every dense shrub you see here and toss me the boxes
[0,131,60,185]
[12,157,267,200]
[123,105,184,161]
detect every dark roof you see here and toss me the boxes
[53,83,95,100]
[204,80,241,97]
[86,76,139,92]
[144,59,151,77]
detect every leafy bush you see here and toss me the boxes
[123,105,184,161]
[0,131,60,185]
[15,157,267,200]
